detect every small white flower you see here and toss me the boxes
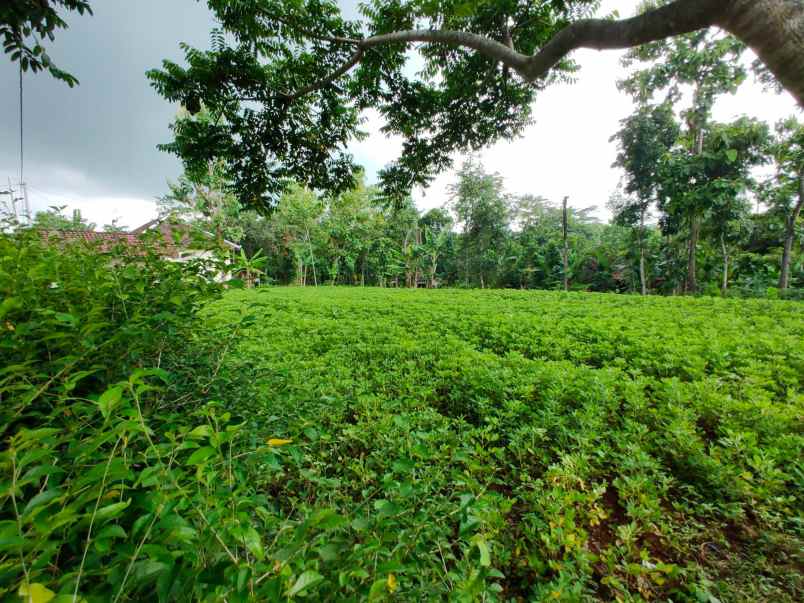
[49,281,59,289]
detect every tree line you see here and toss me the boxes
[147,135,800,297]
[150,23,802,298]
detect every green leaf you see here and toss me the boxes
[287,570,324,598]
[367,579,387,602]
[96,524,127,540]
[237,567,251,593]
[0,535,26,552]
[725,149,738,163]
[472,536,491,567]
[22,489,61,517]
[187,425,213,439]
[242,526,264,560]
[97,385,124,419]
[373,499,400,518]
[309,508,347,530]
[186,446,217,465]
[95,499,131,522]
[392,458,415,473]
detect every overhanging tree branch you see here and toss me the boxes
[360,29,529,73]
[285,0,723,99]
[284,0,802,106]
[520,0,723,80]
[284,48,365,101]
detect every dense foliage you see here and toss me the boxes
[146,0,804,209]
[1,229,802,600]
[162,158,802,297]
[147,0,597,208]
[193,287,803,600]
[0,232,264,601]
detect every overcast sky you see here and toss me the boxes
[0,0,798,229]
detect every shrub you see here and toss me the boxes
[0,232,280,600]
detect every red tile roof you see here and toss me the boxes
[38,218,240,258]
[38,229,180,256]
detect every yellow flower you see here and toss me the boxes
[266,438,293,447]
[387,573,398,593]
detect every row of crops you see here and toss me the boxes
[192,287,803,601]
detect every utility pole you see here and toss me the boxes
[4,177,22,223]
[562,196,569,292]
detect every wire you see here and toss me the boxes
[19,61,24,187]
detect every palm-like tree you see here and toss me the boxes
[234,249,267,288]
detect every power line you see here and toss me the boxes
[17,63,30,222]
[19,61,23,187]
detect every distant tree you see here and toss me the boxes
[323,178,382,286]
[1,0,92,86]
[419,208,453,288]
[763,117,804,291]
[32,206,95,231]
[658,117,770,293]
[511,195,553,230]
[621,27,747,293]
[610,102,680,294]
[702,186,752,295]
[159,153,246,246]
[233,248,267,288]
[274,184,325,286]
[448,159,510,288]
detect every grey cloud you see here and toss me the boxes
[0,0,216,201]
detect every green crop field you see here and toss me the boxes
[192,287,803,601]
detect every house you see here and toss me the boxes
[39,216,240,282]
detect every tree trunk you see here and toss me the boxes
[779,169,804,290]
[562,196,569,292]
[687,216,700,294]
[429,252,438,288]
[683,123,705,296]
[638,206,647,296]
[639,247,647,296]
[719,0,804,107]
[304,227,318,286]
[721,234,729,295]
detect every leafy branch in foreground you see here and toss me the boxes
[0,0,93,86]
[148,0,803,210]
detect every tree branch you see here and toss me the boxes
[360,30,529,73]
[283,0,726,100]
[268,13,360,46]
[284,48,365,101]
[520,0,723,80]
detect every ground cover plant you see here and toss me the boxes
[1,231,802,601]
[192,287,803,601]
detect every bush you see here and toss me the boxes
[0,232,281,600]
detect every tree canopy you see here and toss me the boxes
[146,0,804,210]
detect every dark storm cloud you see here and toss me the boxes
[0,0,216,200]
[0,0,368,206]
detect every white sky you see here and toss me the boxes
[6,0,800,230]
